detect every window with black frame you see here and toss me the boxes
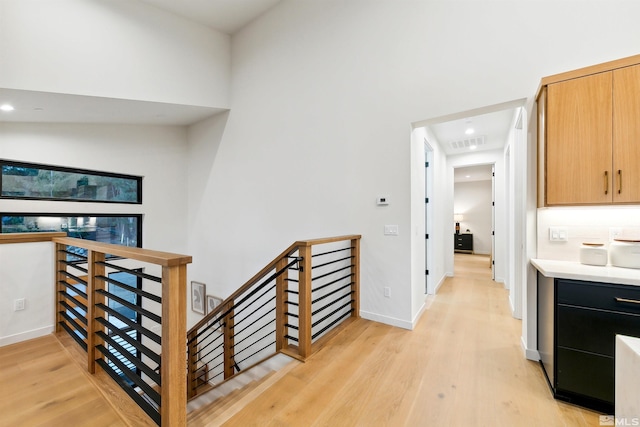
[1,159,141,203]
[1,214,141,253]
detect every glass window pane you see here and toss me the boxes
[1,160,141,203]
[1,214,141,249]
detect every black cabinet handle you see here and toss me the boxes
[615,297,640,305]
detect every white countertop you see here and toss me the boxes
[531,259,640,287]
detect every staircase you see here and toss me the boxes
[5,232,361,426]
[187,353,298,426]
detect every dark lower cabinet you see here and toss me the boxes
[454,233,473,253]
[556,347,614,404]
[538,275,640,413]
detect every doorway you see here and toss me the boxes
[411,98,528,319]
[424,139,433,294]
[453,164,494,276]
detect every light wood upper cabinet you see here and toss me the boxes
[546,72,612,205]
[538,55,640,206]
[613,64,640,203]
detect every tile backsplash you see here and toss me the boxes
[537,206,640,262]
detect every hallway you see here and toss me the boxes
[222,254,600,426]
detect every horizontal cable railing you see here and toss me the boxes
[2,232,359,424]
[52,236,192,427]
[187,235,361,400]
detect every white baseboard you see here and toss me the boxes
[434,273,450,294]
[360,310,413,330]
[521,335,540,361]
[0,325,53,347]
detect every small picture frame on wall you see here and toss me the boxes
[206,295,223,315]
[191,281,206,315]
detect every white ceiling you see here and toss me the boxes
[0,88,226,126]
[429,108,517,157]
[137,0,283,34]
[0,0,283,126]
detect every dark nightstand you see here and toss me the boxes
[454,233,473,253]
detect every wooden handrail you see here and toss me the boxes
[188,235,361,334]
[52,236,192,267]
[0,232,67,244]
[187,234,361,400]
[294,234,363,247]
[49,235,191,426]
[189,241,299,333]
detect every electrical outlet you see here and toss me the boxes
[384,287,391,298]
[14,298,25,311]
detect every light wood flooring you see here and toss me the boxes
[222,253,601,426]
[0,333,126,426]
[0,254,602,426]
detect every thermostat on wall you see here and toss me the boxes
[376,196,390,206]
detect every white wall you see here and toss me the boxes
[454,180,492,255]
[4,0,640,339]
[206,0,640,332]
[0,122,189,344]
[409,126,449,324]
[0,0,230,108]
[0,242,55,346]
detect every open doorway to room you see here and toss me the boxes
[411,98,527,319]
[453,164,494,277]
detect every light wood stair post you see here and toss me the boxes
[87,250,106,374]
[187,329,199,399]
[54,243,66,334]
[161,264,188,426]
[223,300,236,379]
[298,244,312,359]
[275,257,289,353]
[350,237,361,319]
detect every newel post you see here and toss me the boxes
[161,264,187,426]
[298,244,312,359]
[223,299,236,379]
[275,256,289,353]
[54,243,66,333]
[87,250,106,374]
[350,237,361,318]
[187,330,198,399]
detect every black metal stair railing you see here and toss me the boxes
[186,235,360,401]
[187,255,301,396]
[57,249,90,350]
[55,242,178,426]
[92,260,163,425]
[309,245,356,341]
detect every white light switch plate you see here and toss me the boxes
[384,225,399,235]
[549,226,568,242]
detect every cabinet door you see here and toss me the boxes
[546,72,613,205]
[556,347,614,406]
[613,64,640,203]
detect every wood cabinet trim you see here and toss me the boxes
[536,54,640,101]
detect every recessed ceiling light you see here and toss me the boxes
[465,175,471,178]
[0,104,15,112]
[465,128,474,135]
[470,145,477,150]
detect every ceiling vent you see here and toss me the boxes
[447,135,486,150]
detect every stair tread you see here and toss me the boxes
[187,355,298,426]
